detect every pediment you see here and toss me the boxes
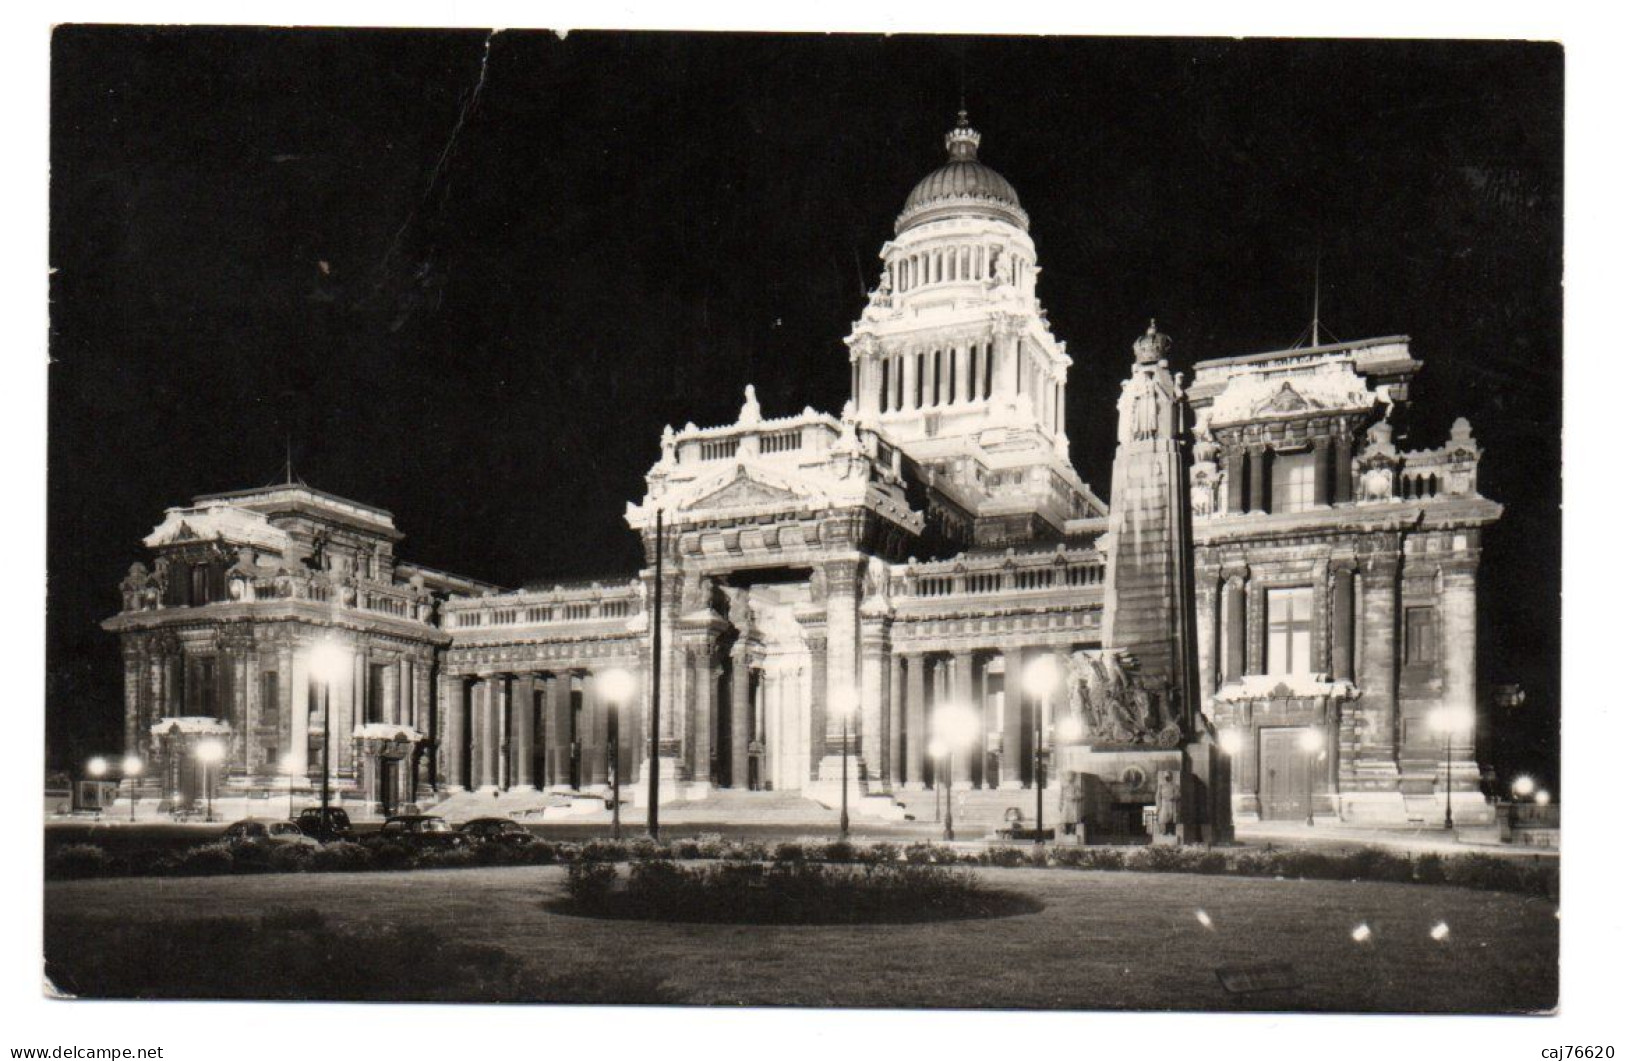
[1259,382,1313,415]
[685,470,802,512]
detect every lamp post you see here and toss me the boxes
[831,687,859,840]
[1428,705,1473,831]
[927,739,946,825]
[121,755,142,823]
[1297,728,1324,826]
[1023,656,1060,843]
[85,757,107,815]
[308,638,350,837]
[933,702,977,842]
[1511,774,1535,801]
[196,740,224,823]
[599,668,637,841]
[280,752,299,819]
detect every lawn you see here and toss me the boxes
[44,865,1556,1012]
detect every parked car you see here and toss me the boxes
[373,814,467,851]
[222,817,319,848]
[458,817,537,846]
[293,806,355,843]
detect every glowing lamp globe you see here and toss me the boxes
[598,667,637,705]
[927,738,947,761]
[1511,774,1536,799]
[1023,655,1060,699]
[1428,704,1473,737]
[1534,789,1551,806]
[308,639,350,686]
[932,702,977,749]
[1056,716,1084,743]
[86,756,108,778]
[121,755,143,777]
[830,686,861,720]
[1297,728,1324,754]
[196,740,225,765]
[1218,730,1244,756]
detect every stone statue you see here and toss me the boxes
[120,562,152,612]
[1060,771,1086,829]
[1361,464,1393,502]
[994,250,1014,286]
[1131,383,1161,441]
[1154,770,1181,836]
[739,384,762,425]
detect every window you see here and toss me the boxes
[1405,607,1438,665]
[1271,451,1317,513]
[1266,586,1315,675]
[261,672,280,727]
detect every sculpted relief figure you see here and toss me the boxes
[1154,770,1182,836]
[1067,650,1176,745]
[1131,382,1162,441]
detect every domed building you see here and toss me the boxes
[103,113,1501,833]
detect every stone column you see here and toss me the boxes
[902,348,919,410]
[806,635,828,769]
[1001,645,1026,789]
[1334,434,1355,504]
[1439,556,1480,728]
[823,560,863,766]
[513,675,536,789]
[1312,436,1334,508]
[414,661,431,735]
[729,650,751,788]
[438,674,464,790]
[122,646,143,761]
[289,649,310,776]
[1331,562,1356,682]
[544,674,569,789]
[1359,557,1400,761]
[956,345,971,404]
[583,671,608,787]
[887,649,904,788]
[1222,571,1247,682]
[467,678,489,789]
[860,636,886,771]
[904,652,927,786]
[1247,447,1272,514]
[951,650,976,786]
[1225,447,1247,515]
[690,649,714,784]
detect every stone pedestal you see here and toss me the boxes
[632,756,685,808]
[807,754,868,805]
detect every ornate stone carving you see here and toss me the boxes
[1065,649,1182,747]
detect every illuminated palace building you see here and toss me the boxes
[103,115,1502,825]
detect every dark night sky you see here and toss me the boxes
[47,28,1562,786]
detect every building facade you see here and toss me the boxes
[101,114,1500,824]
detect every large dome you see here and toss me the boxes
[896,113,1029,235]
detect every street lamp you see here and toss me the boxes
[308,638,350,837]
[830,686,860,840]
[1297,728,1324,826]
[196,740,224,823]
[1428,704,1473,831]
[927,739,946,824]
[1023,655,1060,842]
[280,752,300,819]
[85,757,107,816]
[599,667,637,841]
[1218,730,1243,757]
[1534,789,1551,807]
[933,702,977,842]
[121,755,142,823]
[1511,774,1536,800]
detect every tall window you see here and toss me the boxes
[1405,606,1438,665]
[261,671,280,728]
[1271,451,1317,513]
[1266,586,1315,675]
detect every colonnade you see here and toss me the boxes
[439,667,639,792]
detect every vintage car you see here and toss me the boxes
[222,817,320,847]
[457,817,537,846]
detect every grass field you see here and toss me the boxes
[45,864,1558,1012]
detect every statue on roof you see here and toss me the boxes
[739,385,762,425]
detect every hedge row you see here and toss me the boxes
[46,835,1557,898]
